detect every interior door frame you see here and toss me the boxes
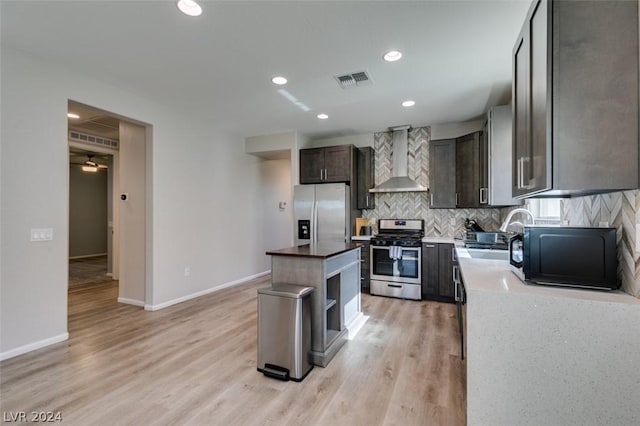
[68,141,120,280]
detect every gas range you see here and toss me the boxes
[369,219,424,300]
[370,219,424,247]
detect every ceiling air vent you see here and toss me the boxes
[69,130,119,150]
[334,70,373,89]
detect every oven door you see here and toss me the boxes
[370,245,421,284]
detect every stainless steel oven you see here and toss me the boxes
[370,245,421,284]
[369,219,424,300]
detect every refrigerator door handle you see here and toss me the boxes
[312,200,318,244]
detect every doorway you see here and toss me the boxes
[67,100,150,315]
[68,148,114,288]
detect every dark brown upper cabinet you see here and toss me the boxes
[428,139,456,208]
[512,0,638,198]
[356,147,375,209]
[299,145,354,184]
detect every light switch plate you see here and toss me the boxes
[450,218,456,227]
[30,228,53,241]
[599,221,609,227]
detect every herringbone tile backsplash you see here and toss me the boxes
[362,127,502,238]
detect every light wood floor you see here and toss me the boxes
[0,277,466,425]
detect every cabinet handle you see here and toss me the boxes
[320,169,324,181]
[366,195,369,207]
[425,244,435,248]
[430,193,434,206]
[452,249,457,262]
[455,193,459,206]
[518,158,524,189]
[455,279,459,301]
[479,187,488,204]
[388,284,402,289]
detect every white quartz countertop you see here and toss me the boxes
[422,237,456,244]
[351,235,371,241]
[455,246,639,305]
[458,246,640,425]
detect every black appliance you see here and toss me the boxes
[370,219,424,300]
[509,226,618,290]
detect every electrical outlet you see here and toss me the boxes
[450,218,456,227]
[184,267,191,277]
[599,221,609,227]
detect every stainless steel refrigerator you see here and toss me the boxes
[294,183,350,245]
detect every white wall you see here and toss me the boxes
[306,133,374,148]
[260,158,293,259]
[0,47,267,357]
[430,119,483,140]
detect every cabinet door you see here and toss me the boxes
[437,244,455,301]
[356,147,375,209]
[300,148,324,184]
[455,132,481,208]
[528,0,551,194]
[429,139,456,208]
[421,243,439,300]
[512,26,530,197]
[360,242,370,294]
[324,145,352,182]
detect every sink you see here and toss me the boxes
[465,248,509,261]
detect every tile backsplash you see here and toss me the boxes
[362,126,502,237]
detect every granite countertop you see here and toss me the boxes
[455,246,640,305]
[266,242,363,259]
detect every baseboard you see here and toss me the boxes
[346,312,368,340]
[0,333,69,361]
[68,253,108,260]
[144,270,271,311]
[117,297,145,307]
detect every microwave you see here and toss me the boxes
[509,226,619,291]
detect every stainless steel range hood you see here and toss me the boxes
[369,125,428,193]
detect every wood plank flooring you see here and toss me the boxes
[0,277,466,425]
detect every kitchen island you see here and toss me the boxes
[456,247,640,425]
[266,242,364,367]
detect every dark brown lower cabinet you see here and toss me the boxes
[421,243,439,300]
[421,243,456,303]
[360,241,370,294]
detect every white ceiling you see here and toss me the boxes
[2,0,530,140]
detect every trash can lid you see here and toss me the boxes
[257,283,314,299]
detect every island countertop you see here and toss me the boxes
[266,242,362,259]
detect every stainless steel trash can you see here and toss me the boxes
[257,284,314,382]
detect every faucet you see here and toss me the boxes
[499,208,535,233]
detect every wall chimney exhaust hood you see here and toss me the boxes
[369,125,428,193]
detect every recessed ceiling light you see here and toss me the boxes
[383,50,403,62]
[271,76,288,85]
[402,100,416,107]
[317,113,329,120]
[67,113,80,119]
[177,0,202,17]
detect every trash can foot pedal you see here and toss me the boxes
[261,364,290,381]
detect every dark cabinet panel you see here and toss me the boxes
[356,147,375,209]
[324,145,352,182]
[428,139,456,208]
[421,243,439,300]
[299,145,354,184]
[437,244,455,301]
[360,241,370,294]
[455,132,481,208]
[512,0,638,198]
[300,148,324,184]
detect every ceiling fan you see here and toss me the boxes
[81,154,108,173]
